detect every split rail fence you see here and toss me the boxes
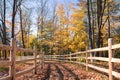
[44,38,120,80]
[0,38,44,80]
[1,38,120,80]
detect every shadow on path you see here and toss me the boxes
[54,64,64,80]
[42,63,51,80]
[60,63,79,80]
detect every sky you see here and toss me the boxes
[23,0,79,35]
[0,0,79,36]
[21,0,79,19]
[57,0,79,5]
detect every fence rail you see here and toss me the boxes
[1,38,120,80]
[44,38,120,80]
[0,38,44,80]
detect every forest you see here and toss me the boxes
[0,0,120,59]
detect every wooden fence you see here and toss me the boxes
[44,38,120,80]
[0,38,44,80]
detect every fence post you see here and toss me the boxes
[39,51,41,68]
[86,47,88,71]
[34,46,37,74]
[40,50,42,69]
[70,52,71,63]
[9,38,16,80]
[108,38,113,80]
[41,51,44,69]
[43,52,44,66]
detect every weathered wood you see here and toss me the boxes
[87,47,108,52]
[16,47,35,53]
[0,41,43,80]
[57,60,70,62]
[0,44,12,50]
[111,58,120,63]
[16,58,35,64]
[70,51,86,56]
[75,61,120,79]
[88,64,109,73]
[42,52,45,67]
[68,57,80,59]
[9,38,16,80]
[0,61,12,67]
[45,55,65,57]
[70,52,71,63]
[69,47,108,56]
[34,46,37,74]
[74,61,110,74]
[87,57,109,62]
[16,66,35,77]
[64,54,70,56]
[108,38,113,80]
[40,51,42,69]
[65,56,120,64]
[112,71,120,79]
[112,43,120,49]
[2,37,120,80]
[55,44,120,57]
[86,50,88,71]
[0,76,11,80]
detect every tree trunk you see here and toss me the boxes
[87,0,94,57]
[19,8,27,56]
[11,0,16,38]
[96,0,102,57]
[96,0,102,48]
[19,7,25,49]
[107,2,111,38]
[2,0,7,59]
[87,0,97,62]
[96,0,107,57]
[90,0,95,49]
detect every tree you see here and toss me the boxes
[87,0,94,50]
[69,2,87,52]
[19,6,25,49]
[11,0,22,38]
[2,0,7,59]
[55,3,70,54]
[96,0,107,49]
[0,0,10,59]
[36,0,48,51]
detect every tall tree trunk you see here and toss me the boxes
[90,0,95,49]
[90,0,96,57]
[96,0,102,56]
[20,7,25,49]
[87,0,94,50]
[87,0,94,62]
[107,2,111,38]
[2,0,7,59]
[20,8,27,56]
[96,0,107,56]
[11,0,16,38]
[97,0,102,48]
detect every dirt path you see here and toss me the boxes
[32,62,108,80]
[42,63,51,80]
[14,61,108,80]
[42,62,78,80]
[54,64,64,80]
[59,64,79,80]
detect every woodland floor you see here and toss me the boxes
[0,60,110,80]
